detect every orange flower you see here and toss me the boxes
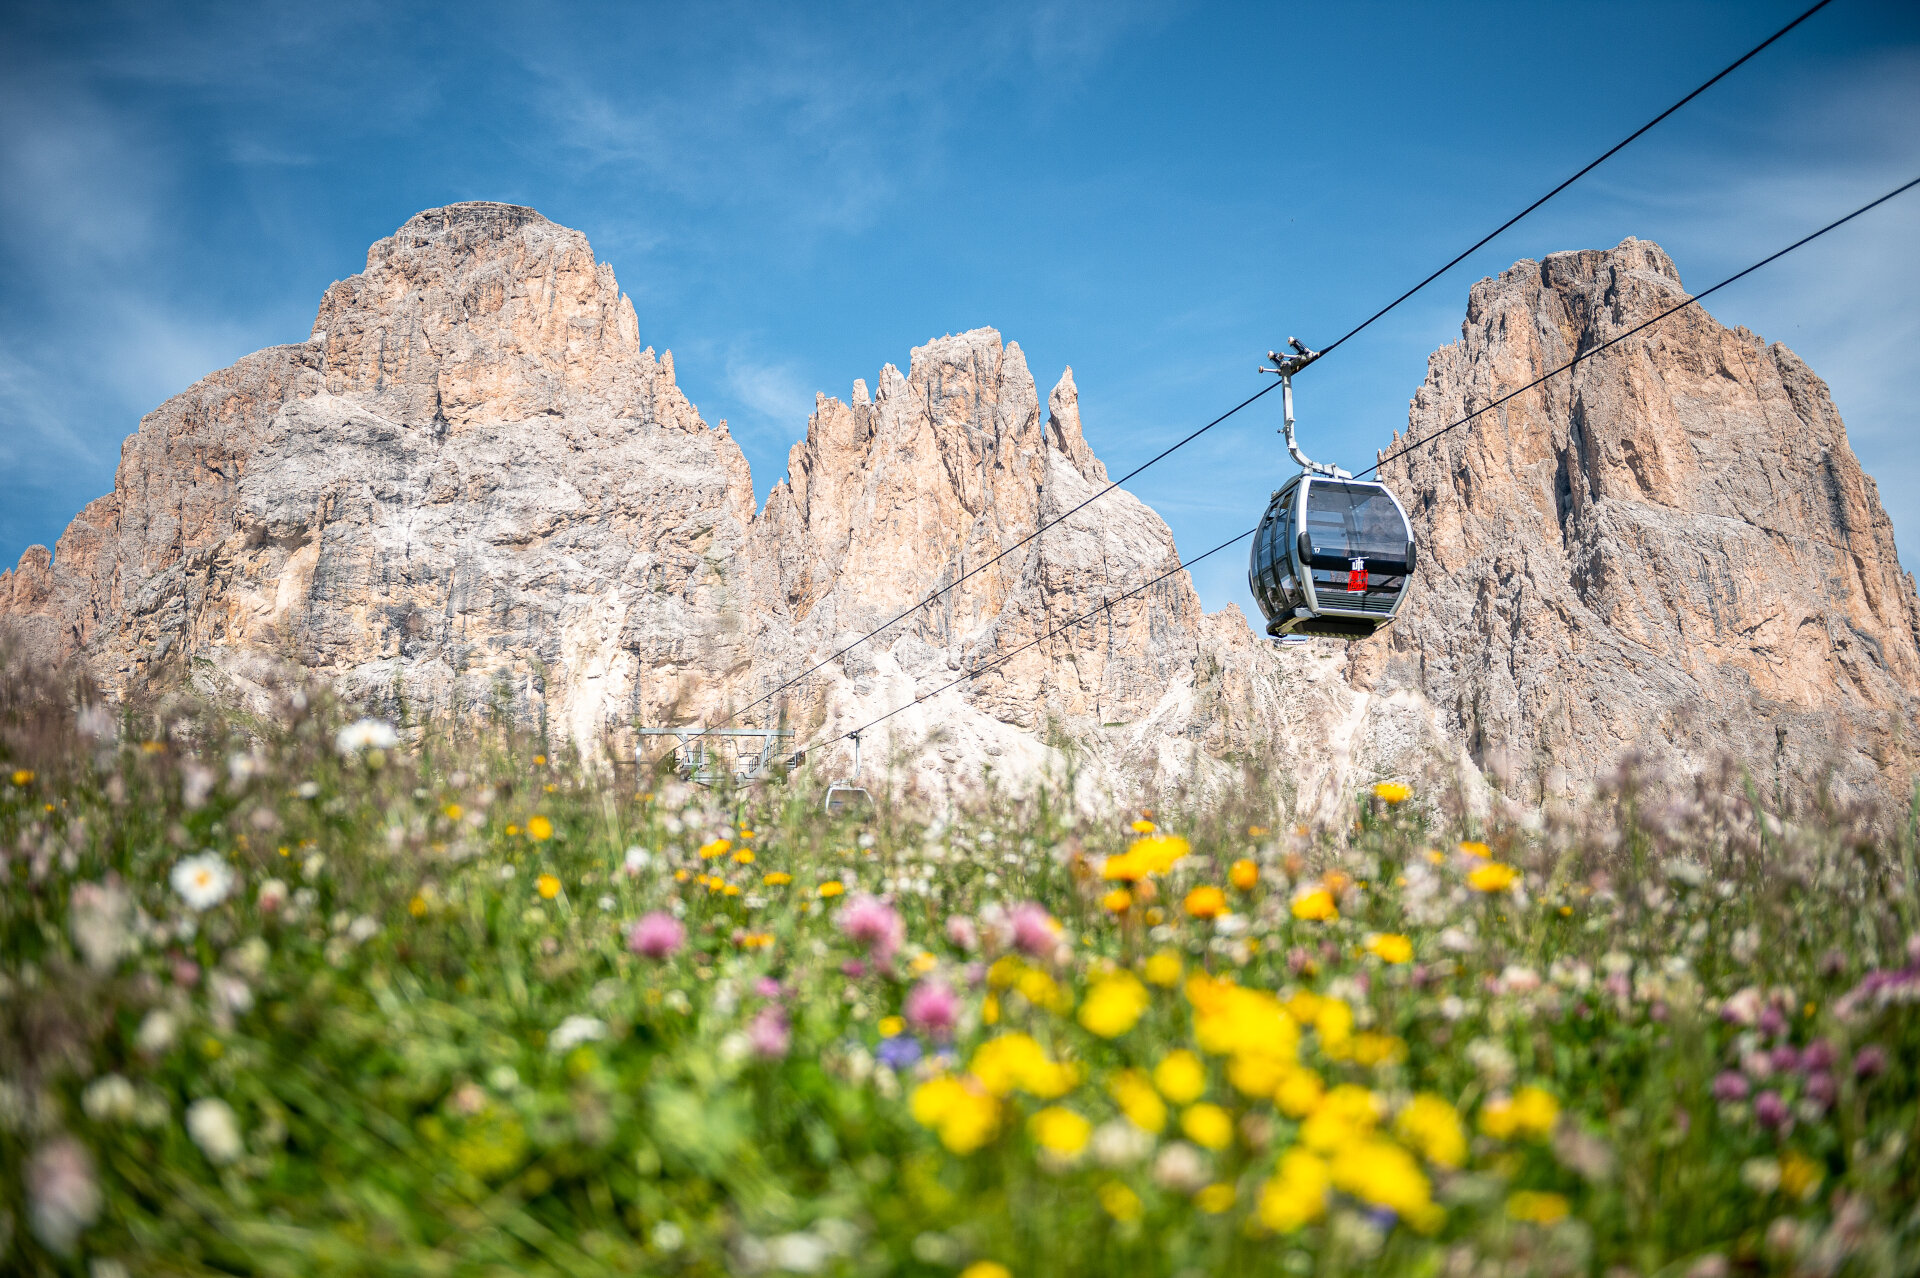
[535,873,561,899]
[1229,858,1259,891]
[1183,885,1229,920]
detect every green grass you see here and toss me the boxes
[1,676,1917,1277]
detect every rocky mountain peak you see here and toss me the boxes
[1365,236,1920,806]
[310,200,678,433]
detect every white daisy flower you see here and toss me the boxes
[185,1097,243,1164]
[170,854,234,911]
[548,1015,608,1054]
[334,718,399,757]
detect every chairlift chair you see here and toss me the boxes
[1248,341,1417,640]
[823,731,873,818]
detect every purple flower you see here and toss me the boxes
[753,977,782,999]
[1758,1005,1786,1038]
[876,1035,922,1070]
[1009,902,1058,959]
[945,914,979,952]
[904,980,959,1037]
[840,959,867,978]
[1803,1072,1837,1111]
[1853,1044,1888,1080]
[746,1007,790,1059]
[1769,1044,1800,1075]
[1711,1071,1750,1103]
[1799,1039,1835,1074]
[1754,1090,1790,1132]
[839,894,905,965]
[628,912,685,960]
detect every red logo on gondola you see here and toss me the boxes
[1347,559,1367,593]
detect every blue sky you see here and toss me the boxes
[3,0,1916,624]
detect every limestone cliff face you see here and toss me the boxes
[1363,238,1920,806]
[0,204,760,752]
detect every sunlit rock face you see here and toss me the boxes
[1361,238,1920,808]
[6,211,1913,814]
[0,204,760,753]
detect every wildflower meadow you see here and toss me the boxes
[2,673,1918,1277]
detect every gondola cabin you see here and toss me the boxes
[1249,474,1415,639]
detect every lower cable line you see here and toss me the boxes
[810,526,1257,754]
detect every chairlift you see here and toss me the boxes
[1248,340,1417,640]
[823,731,873,818]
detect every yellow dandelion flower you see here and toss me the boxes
[732,848,756,864]
[1109,1069,1168,1134]
[535,873,561,899]
[1457,841,1491,859]
[442,803,464,821]
[738,829,755,840]
[673,868,689,882]
[1153,1050,1208,1105]
[1371,781,1412,805]
[1468,862,1518,892]
[763,871,792,886]
[910,1076,1000,1154]
[1228,1050,1291,1098]
[1029,1106,1092,1158]
[10,769,33,786]
[698,838,731,860]
[1394,1094,1467,1169]
[959,1263,1012,1278]
[1194,1183,1236,1214]
[722,883,741,896]
[878,1015,906,1037]
[1330,1137,1439,1229]
[1274,1067,1325,1119]
[526,815,553,842]
[1079,971,1150,1038]
[506,825,521,837]
[1258,1148,1331,1232]
[1506,1190,1570,1224]
[910,952,937,975]
[1229,858,1259,891]
[1130,818,1157,833]
[1101,887,1132,914]
[818,881,845,898]
[1291,887,1338,922]
[1779,1150,1822,1200]
[1143,949,1183,987]
[1183,885,1228,919]
[1350,1033,1407,1067]
[1098,1180,1143,1222]
[1364,932,1414,964]
[1480,1086,1558,1140]
[408,894,429,918]
[1181,1102,1234,1151]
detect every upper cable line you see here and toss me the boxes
[648,0,1841,765]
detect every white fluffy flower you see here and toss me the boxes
[82,1075,137,1123]
[170,854,235,911]
[623,846,652,875]
[334,718,399,757]
[185,1098,243,1164]
[549,1015,608,1054]
[135,1009,177,1054]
